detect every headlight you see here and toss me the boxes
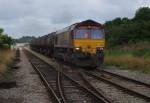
[75,47,80,50]
[97,47,104,51]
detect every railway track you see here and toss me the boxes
[100,69,150,88]
[24,50,112,103]
[83,69,150,103]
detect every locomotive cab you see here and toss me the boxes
[73,27,105,54]
[71,20,105,67]
[72,27,105,67]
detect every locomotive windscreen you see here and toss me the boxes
[74,28,89,39]
[91,29,104,39]
[74,28,104,39]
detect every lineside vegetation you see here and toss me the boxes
[0,49,15,76]
[105,7,150,73]
[0,28,14,77]
[0,28,13,48]
[104,42,150,73]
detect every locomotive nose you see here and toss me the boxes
[86,45,93,53]
[87,45,91,49]
[74,39,105,54]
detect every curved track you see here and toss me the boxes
[24,50,112,103]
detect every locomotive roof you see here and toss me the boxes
[55,19,103,35]
[55,23,77,34]
[32,19,103,41]
[76,19,103,28]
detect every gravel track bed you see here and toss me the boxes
[26,50,95,102]
[91,70,150,98]
[62,76,92,103]
[103,66,150,84]
[0,49,51,103]
[85,75,148,103]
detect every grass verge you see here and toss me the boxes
[104,42,150,74]
[0,49,15,78]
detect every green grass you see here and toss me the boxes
[104,42,150,74]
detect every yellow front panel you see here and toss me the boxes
[73,39,105,54]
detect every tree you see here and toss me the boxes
[134,7,150,21]
[0,28,4,45]
[105,18,123,26]
[0,28,4,35]
[14,36,36,43]
[0,27,13,48]
[122,17,130,24]
[112,17,122,25]
[105,21,113,26]
[1,34,13,47]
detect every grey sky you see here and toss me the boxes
[0,0,149,38]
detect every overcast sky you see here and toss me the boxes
[0,0,149,38]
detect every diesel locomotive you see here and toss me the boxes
[30,20,105,68]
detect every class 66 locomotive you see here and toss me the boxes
[30,20,105,69]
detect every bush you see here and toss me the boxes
[105,7,150,48]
